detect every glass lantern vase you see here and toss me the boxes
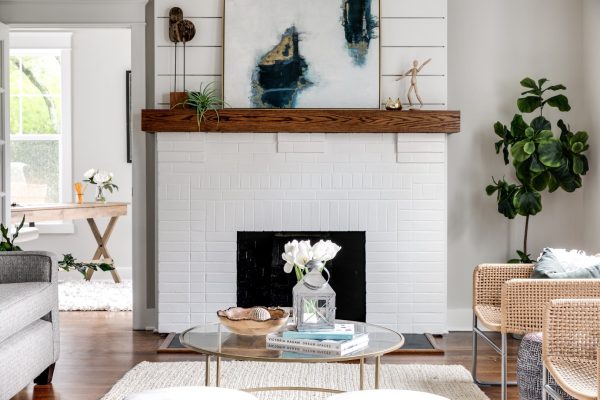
[293,260,336,331]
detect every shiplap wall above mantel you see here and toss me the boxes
[153,0,449,334]
[154,0,447,109]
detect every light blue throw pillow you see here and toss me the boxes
[532,248,600,279]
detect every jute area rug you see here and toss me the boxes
[101,361,489,400]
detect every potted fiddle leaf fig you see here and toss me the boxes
[486,78,590,263]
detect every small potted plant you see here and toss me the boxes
[173,82,228,130]
[83,169,119,203]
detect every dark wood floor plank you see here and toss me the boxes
[12,312,519,400]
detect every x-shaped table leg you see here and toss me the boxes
[84,216,122,283]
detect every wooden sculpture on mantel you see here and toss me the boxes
[396,58,432,109]
[169,7,196,92]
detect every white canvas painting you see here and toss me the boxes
[224,0,380,108]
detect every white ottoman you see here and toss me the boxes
[328,389,449,400]
[124,386,258,400]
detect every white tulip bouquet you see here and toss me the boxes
[282,240,342,281]
[83,169,119,202]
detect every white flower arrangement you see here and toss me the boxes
[83,169,119,202]
[282,240,341,281]
[83,169,118,191]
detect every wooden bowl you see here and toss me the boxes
[217,307,289,336]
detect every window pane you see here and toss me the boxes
[19,55,61,95]
[11,140,60,204]
[9,56,21,94]
[9,96,21,134]
[20,95,61,134]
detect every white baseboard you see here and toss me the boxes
[447,307,473,331]
[447,307,495,332]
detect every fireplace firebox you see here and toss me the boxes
[237,231,366,322]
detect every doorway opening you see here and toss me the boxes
[8,28,134,312]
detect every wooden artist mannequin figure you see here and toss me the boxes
[396,58,432,108]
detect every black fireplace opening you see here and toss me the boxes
[237,231,366,322]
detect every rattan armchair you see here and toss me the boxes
[472,263,600,400]
[542,299,600,400]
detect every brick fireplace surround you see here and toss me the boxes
[153,0,450,334]
[156,132,447,334]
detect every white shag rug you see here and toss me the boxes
[102,361,489,400]
[59,279,132,311]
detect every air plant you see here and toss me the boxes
[176,82,228,129]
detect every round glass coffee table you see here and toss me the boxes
[180,319,404,394]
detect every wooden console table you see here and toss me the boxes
[11,202,128,283]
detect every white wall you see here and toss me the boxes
[22,28,133,281]
[583,0,600,253]
[447,0,588,329]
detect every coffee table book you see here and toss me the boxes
[266,332,369,356]
[281,323,355,340]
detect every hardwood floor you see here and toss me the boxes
[13,312,520,400]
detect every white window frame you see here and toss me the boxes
[10,32,73,234]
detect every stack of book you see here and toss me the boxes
[266,324,369,356]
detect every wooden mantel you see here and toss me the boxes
[142,109,460,134]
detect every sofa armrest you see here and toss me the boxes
[501,279,600,334]
[473,263,533,308]
[0,251,57,284]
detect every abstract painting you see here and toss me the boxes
[224,0,379,109]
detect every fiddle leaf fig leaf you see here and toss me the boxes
[538,130,554,141]
[494,140,503,154]
[525,127,535,139]
[531,116,551,133]
[544,94,571,112]
[531,172,550,191]
[513,188,542,216]
[518,96,543,113]
[511,141,533,162]
[573,155,584,175]
[572,131,589,146]
[523,141,535,155]
[537,78,549,88]
[545,84,566,92]
[538,140,564,167]
[557,119,569,133]
[571,142,584,154]
[548,174,560,193]
[494,121,506,138]
[510,114,528,139]
[529,155,546,174]
[520,77,538,90]
[486,184,498,196]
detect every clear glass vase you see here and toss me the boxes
[292,260,336,331]
[95,185,106,203]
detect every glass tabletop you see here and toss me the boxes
[180,320,404,362]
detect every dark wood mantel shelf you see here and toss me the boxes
[142,109,460,134]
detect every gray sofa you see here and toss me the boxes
[0,252,60,400]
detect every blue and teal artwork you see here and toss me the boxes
[224,0,380,109]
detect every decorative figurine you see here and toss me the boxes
[396,58,432,109]
[384,97,402,111]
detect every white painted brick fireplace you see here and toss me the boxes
[154,0,449,334]
[156,132,447,334]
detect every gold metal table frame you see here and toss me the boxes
[181,321,404,393]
